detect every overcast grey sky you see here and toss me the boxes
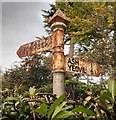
[2,1,56,71]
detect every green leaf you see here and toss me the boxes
[107,77,116,100]
[98,91,113,102]
[35,103,48,116]
[29,86,36,96]
[20,104,30,116]
[0,117,10,120]
[10,111,18,118]
[5,96,19,101]
[47,94,65,119]
[61,105,73,111]
[51,101,66,118]
[72,105,95,116]
[65,80,77,85]
[3,101,13,106]
[55,111,74,119]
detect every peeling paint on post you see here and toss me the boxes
[48,9,69,96]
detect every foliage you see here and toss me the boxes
[2,85,56,120]
[65,79,102,101]
[42,2,115,78]
[1,77,116,120]
[1,85,95,120]
[36,94,74,119]
[3,54,52,90]
[107,77,116,100]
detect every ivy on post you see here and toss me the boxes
[48,9,69,96]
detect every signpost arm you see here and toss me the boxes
[48,9,69,96]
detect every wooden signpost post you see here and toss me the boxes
[17,9,102,96]
[48,9,70,96]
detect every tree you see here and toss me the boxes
[42,2,115,79]
[3,54,52,90]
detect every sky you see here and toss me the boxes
[1,0,108,83]
[1,1,57,71]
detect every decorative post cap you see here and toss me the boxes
[48,9,70,26]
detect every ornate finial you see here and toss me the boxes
[48,9,70,26]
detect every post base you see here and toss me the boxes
[53,72,65,96]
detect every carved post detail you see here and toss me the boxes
[48,9,69,96]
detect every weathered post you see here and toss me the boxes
[48,9,69,96]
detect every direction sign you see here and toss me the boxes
[65,56,102,77]
[17,35,53,58]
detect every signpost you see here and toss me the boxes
[48,9,70,96]
[65,56,102,77]
[17,9,102,96]
[17,35,53,58]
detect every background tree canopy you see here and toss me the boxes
[42,2,115,79]
[3,54,52,90]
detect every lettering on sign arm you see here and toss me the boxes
[17,35,53,58]
[68,58,87,74]
[65,56,102,77]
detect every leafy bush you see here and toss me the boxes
[1,78,116,120]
